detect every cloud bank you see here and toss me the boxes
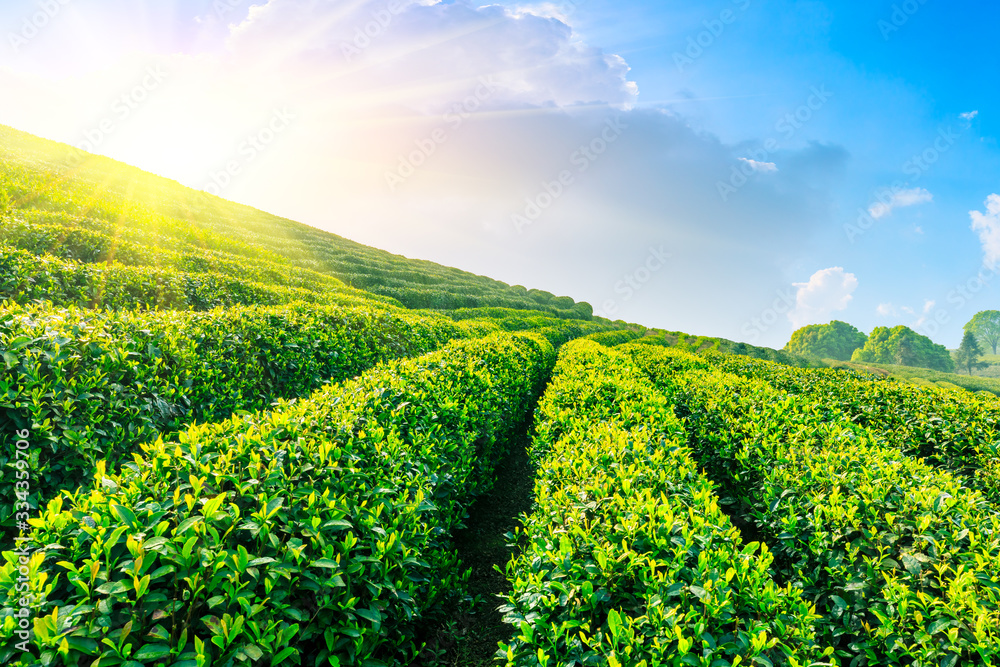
[788,267,859,329]
[971,194,1000,268]
[868,186,933,220]
[0,0,852,347]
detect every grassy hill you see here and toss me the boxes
[831,359,1000,396]
[0,124,593,317]
[6,124,1000,666]
[0,123,809,363]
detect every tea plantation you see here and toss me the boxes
[3,124,1000,666]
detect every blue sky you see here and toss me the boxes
[1,0,998,348]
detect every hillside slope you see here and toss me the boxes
[0,123,821,370]
[0,124,591,317]
[8,124,1000,667]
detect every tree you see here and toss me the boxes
[894,336,915,366]
[851,325,955,373]
[964,311,1000,355]
[784,320,867,361]
[955,330,989,375]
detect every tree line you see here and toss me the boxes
[783,311,1000,375]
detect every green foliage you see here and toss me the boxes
[527,323,597,347]
[568,300,594,320]
[580,329,642,346]
[836,359,1000,396]
[499,341,829,667]
[526,289,554,305]
[0,123,595,319]
[0,243,393,312]
[629,331,821,368]
[627,344,1000,664]
[964,310,1000,354]
[22,116,1000,667]
[448,307,559,325]
[784,320,867,361]
[955,330,988,375]
[1,333,555,667]
[1,214,349,296]
[724,340,821,367]
[446,307,619,346]
[0,301,483,526]
[699,351,1000,504]
[851,325,955,372]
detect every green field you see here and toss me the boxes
[4,125,1000,666]
[832,359,1000,397]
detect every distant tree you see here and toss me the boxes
[784,320,868,361]
[851,325,955,373]
[894,336,915,366]
[955,330,989,375]
[964,311,1000,354]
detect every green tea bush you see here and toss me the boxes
[446,309,615,343]
[0,245,395,312]
[0,301,482,523]
[701,352,1000,502]
[499,341,830,667]
[0,124,598,319]
[1,215,349,297]
[581,329,642,346]
[1,333,555,666]
[627,345,1000,665]
[447,308,558,330]
[530,322,612,348]
[625,333,819,368]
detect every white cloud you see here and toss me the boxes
[971,194,1000,268]
[877,299,935,325]
[0,0,851,349]
[0,0,643,191]
[961,110,979,121]
[738,157,778,173]
[877,302,897,317]
[868,187,933,220]
[788,267,859,328]
[895,188,934,208]
[508,2,582,22]
[912,299,936,327]
[226,0,639,111]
